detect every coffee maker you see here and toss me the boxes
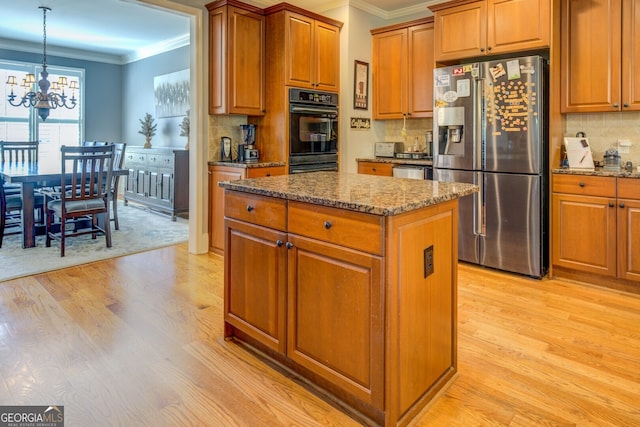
[240,124,259,163]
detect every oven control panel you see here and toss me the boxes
[289,88,338,107]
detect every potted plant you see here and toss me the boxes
[139,113,157,148]
[180,110,190,150]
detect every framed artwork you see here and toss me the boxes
[154,69,190,118]
[354,60,369,110]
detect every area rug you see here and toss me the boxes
[0,201,189,282]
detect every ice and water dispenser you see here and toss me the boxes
[437,107,465,156]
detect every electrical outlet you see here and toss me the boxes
[424,245,434,278]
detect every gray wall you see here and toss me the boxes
[0,47,122,142]
[122,46,190,148]
[1,45,190,148]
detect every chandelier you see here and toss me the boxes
[5,6,78,121]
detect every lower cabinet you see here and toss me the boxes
[223,189,459,425]
[208,164,286,254]
[552,174,640,282]
[124,147,189,220]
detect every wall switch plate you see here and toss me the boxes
[424,245,434,278]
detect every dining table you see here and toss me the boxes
[1,162,128,248]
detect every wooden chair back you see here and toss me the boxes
[60,144,115,208]
[0,141,39,164]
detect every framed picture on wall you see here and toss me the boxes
[354,60,369,110]
[154,69,189,118]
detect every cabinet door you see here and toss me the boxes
[434,1,486,62]
[209,6,265,115]
[408,22,434,117]
[157,170,174,208]
[246,166,286,178]
[209,167,244,253]
[286,234,384,409]
[227,6,265,115]
[561,0,622,112]
[285,12,314,89]
[314,20,340,92]
[617,198,640,281]
[372,28,407,119]
[552,193,617,276]
[224,218,287,353]
[487,0,549,54]
[622,0,640,111]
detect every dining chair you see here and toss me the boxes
[45,144,116,257]
[1,141,39,194]
[109,142,127,230]
[0,176,23,248]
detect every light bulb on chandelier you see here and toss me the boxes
[5,6,79,121]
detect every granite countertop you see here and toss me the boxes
[209,160,286,168]
[219,171,478,216]
[357,157,433,166]
[552,168,640,179]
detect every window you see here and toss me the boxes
[1,61,84,168]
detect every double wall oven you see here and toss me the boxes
[288,88,338,174]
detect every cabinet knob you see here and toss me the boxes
[266,173,271,176]
[246,205,254,212]
[619,203,625,208]
[579,182,585,187]
[487,46,492,51]
[609,202,615,208]
[372,167,377,172]
[286,242,293,249]
[276,240,284,247]
[480,47,485,52]
[623,103,629,108]
[613,103,619,108]
[324,221,332,229]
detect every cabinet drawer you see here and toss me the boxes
[225,190,287,231]
[618,178,640,199]
[288,201,383,255]
[358,162,393,176]
[147,154,174,169]
[553,174,616,197]
[247,166,287,178]
[125,152,147,166]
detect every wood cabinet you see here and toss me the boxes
[124,147,188,220]
[371,18,434,119]
[357,160,393,176]
[223,187,459,425]
[617,178,640,281]
[430,0,550,63]
[561,0,640,112]
[207,0,265,115]
[552,174,640,282]
[265,4,341,92]
[208,164,285,254]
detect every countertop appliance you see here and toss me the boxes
[433,55,548,278]
[288,88,338,173]
[240,124,259,163]
[375,142,404,158]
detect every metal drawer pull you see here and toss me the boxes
[286,242,293,249]
[276,240,284,247]
[246,205,254,212]
[619,203,625,208]
[579,182,585,187]
[324,221,332,229]
[609,203,615,208]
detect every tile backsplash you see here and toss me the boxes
[565,112,640,168]
[208,115,248,161]
[381,118,433,152]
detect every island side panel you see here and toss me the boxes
[385,198,459,426]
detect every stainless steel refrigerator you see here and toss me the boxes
[433,55,548,278]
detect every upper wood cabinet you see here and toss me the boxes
[371,18,434,120]
[265,6,341,92]
[561,0,640,112]
[430,0,550,63]
[207,1,265,115]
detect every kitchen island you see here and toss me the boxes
[219,172,477,426]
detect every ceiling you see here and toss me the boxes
[0,0,437,64]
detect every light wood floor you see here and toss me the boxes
[1,244,639,426]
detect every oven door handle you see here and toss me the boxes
[290,106,338,116]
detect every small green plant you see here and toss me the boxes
[180,110,190,137]
[138,113,157,139]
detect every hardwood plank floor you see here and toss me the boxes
[1,244,639,426]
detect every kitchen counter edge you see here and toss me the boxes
[218,171,478,216]
[208,160,286,169]
[552,168,640,178]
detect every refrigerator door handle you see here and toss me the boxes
[475,176,484,236]
[474,78,484,171]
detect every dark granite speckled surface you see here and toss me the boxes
[553,168,640,179]
[208,161,286,169]
[219,171,478,216]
